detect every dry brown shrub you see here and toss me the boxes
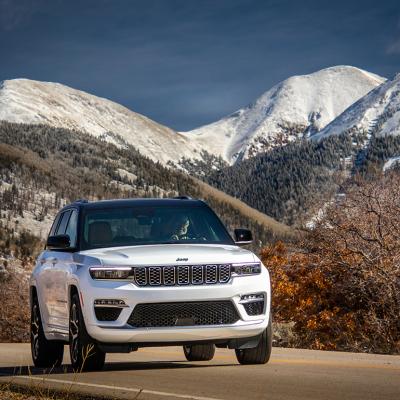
[262,172,400,353]
[0,261,31,342]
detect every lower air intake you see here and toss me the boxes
[128,301,239,328]
[243,300,264,316]
[94,307,122,321]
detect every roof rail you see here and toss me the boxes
[73,199,89,204]
[173,196,192,200]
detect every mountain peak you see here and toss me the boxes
[0,78,198,165]
[314,71,400,140]
[182,66,385,163]
[0,67,388,166]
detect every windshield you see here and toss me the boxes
[80,204,234,250]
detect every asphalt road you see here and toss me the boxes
[0,344,399,400]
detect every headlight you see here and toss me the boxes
[231,262,261,276]
[89,266,133,280]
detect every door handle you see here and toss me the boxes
[47,257,58,265]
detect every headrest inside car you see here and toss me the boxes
[88,221,112,245]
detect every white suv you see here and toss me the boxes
[30,198,272,371]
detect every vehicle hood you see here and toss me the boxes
[80,244,256,265]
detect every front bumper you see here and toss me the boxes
[80,272,271,344]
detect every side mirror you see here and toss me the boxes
[234,228,253,246]
[47,234,71,250]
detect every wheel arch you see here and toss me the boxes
[68,284,80,306]
[30,285,37,304]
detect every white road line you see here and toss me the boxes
[6,374,224,400]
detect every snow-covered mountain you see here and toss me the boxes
[182,66,385,164]
[0,67,387,167]
[0,79,199,164]
[314,73,400,140]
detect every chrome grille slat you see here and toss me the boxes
[205,265,217,283]
[148,267,162,285]
[192,265,204,285]
[134,267,147,286]
[177,266,190,285]
[219,264,231,283]
[163,266,175,285]
[133,264,231,287]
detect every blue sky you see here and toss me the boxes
[0,0,399,130]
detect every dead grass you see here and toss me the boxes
[0,383,111,400]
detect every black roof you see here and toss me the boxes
[60,197,205,212]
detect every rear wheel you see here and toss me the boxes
[69,293,105,372]
[235,315,272,365]
[183,344,215,361]
[30,295,64,368]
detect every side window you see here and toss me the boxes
[56,210,72,235]
[49,213,61,237]
[65,210,78,247]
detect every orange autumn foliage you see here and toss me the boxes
[261,173,400,354]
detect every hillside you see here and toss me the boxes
[0,79,199,165]
[182,66,385,164]
[192,71,400,226]
[313,73,400,141]
[1,67,397,233]
[202,129,400,226]
[0,67,385,169]
[203,133,357,225]
[0,121,292,259]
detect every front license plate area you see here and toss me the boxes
[175,317,195,326]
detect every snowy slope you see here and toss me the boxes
[314,73,400,140]
[0,68,387,167]
[182,66,385,163]
[383,156,400,172]
[0,79,198,165]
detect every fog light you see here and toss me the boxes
[239,293,264,303]
[94,299,127,307]
[240,294,265,316]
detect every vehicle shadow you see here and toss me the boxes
[0,360,237,378]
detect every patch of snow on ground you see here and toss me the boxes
[383,156,400,172]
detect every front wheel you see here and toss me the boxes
[31,295,64,368]
[235,315,272,365]
[183,344,215,361]
[69,293,105,372]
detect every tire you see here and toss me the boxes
[30,295,64,368]
[69,293,105,372]
[235,314,272,365]
[183,344,215,361]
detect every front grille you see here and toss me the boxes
[94,307,122,321]
[127,301,239,328]
[132,264,232,287]
[243,300,264,316]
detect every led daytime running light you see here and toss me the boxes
[94,299,127,307]
[89,266,133,280]
[231,263,261,275]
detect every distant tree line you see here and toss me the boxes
[0,121,287,258]
[202,134,355,225]
[198,128,400,226]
